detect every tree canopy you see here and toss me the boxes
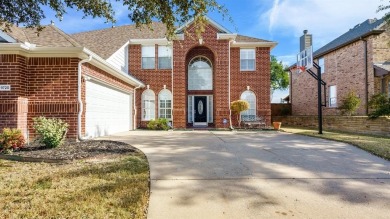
[270,55,289,91]
[0,0,228,39]
[378,1,390,22]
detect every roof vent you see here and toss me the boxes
[51,20,55,25]
[303,30,308,34]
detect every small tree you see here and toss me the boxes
[230,100,249,128]
[338,91,361,116]
[368,93,390,119]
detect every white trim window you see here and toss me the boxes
[318,57,325,73]
[158,46,172,69]
[158,89,172,119]
[188,56,213,90]
[142,45,155,69]
[142,89,155,120]
[329,85,337,107]
[240,49,256,71]
[240,90,256,121]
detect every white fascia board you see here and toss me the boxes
[0,31,17,43]
[0,43,144,87]
[82,48,145,88]
[231,41,278,50]
[217,33,237,40]
[129,38,169,45]
[0,43,83,57]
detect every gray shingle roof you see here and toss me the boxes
[5,24,80,47]
[72,22,167,59]
[314,18,386,58]
[235,34,272,43]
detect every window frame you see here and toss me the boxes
[158,89,172,120]
[240,90,257,121]
[141,89,156,121]
[329,85,337,108]
[188,56,213,91]
[158,45,172,69]
[240,48,256,71]
[142,45,156,69]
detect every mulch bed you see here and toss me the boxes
[8,140,138,161]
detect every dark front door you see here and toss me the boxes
[194,96,207,123]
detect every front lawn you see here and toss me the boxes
[0,152,149,218]
[283,127,390,160]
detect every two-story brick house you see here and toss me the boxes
[0,17,276,139]
[290,18,390,116]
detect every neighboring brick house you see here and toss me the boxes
[290,18,390,116]
[1,17,276,139]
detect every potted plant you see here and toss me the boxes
[272,122,282,130]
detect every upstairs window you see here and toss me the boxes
[158,46,172,69]
[142,46,155,69]
[318,57,325,73]
[240,49,256,71]
[329,85,337,107]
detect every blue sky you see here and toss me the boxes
[41,0,386,102]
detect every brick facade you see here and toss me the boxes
[291,29,390,116]
[0,54,135,140]
[130,23,271,128]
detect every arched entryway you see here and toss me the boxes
[186,46,215,127]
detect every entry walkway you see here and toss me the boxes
[103,131,390,218]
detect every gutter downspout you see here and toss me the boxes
[361,38,369,115]
[228,40,234,130]
[133,85,142,130]
[171,42,174,128]
[77,55,92,141]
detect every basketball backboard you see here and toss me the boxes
[296,46,313,73]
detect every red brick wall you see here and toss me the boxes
[230,47,271,126]
[0,55,27,135]
[1,55,135,140]
[129,23,271,128]
[129,44,172,128]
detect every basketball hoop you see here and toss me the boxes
[290,65,306,74]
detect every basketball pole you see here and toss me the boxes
[313,62,323,134]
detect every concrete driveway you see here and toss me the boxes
[103,130,390,218]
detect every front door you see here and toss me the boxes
[194,96,207,125]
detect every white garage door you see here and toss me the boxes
[86,80,132,137]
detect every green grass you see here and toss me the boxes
[283,127,390,161]
[0,153,150,218]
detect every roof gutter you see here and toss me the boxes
[231,41,278,49]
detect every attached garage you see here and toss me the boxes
[85,80,133,137]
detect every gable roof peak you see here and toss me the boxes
[175,15,232,34]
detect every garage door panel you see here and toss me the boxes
[86,81,132,138]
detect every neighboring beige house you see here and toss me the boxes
[290,18,390,116]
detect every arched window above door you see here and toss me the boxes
[188,56,213,90]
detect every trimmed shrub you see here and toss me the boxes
[230,100,249,128]
[338,90,361,116]
[33,116,69,148]
[147,118,169,130]
[0,128,25,152]
[368,94,390,119]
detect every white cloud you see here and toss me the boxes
[276,54,296,67]
[261,0,386,49]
